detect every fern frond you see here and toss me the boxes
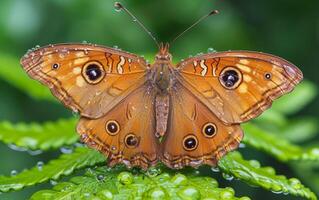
[219,152,317,200]
[0,118,77,150]
[0,147,105,192]
[30,166,249,200]
[243,123,319,161]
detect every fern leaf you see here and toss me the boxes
[0,118,78,150]
[0,147,105,192]
[243,123,319,161]
[218,152,317,200]
[0,54,54,101]
[30,166,249,200]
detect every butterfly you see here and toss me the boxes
[20,42,302,169]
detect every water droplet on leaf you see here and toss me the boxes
[114,2,122,12]
[50,180,58,186]
[222,173,234,181]
[207,47,217,53]
[37,161,44,170]
[11,170,17,176]
[60,146,73,154]
[211,167,220,172]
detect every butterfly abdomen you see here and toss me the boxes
[155,94,170,138]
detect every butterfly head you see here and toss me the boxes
[155,43,172,62]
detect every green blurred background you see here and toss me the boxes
[0,0,318,199]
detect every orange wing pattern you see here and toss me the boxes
[21,44,148,119]
[77,86,159,169]
[176,51,303,124]
[161,81,243,168]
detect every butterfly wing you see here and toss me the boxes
[21,44,148,119]
[176,51,303,124]
[77,85,159,169]
[161,81,243,169]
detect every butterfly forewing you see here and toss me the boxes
[176,51,303,124]
[21,44,148,119]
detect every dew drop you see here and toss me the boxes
[145,167,161,177]
[11,170,18,176]
[132,18,137,22]
[60,146,74,154]
[222,173,234,181]
[8,144,27,152]
[113,45,119,49]
[50,180,58,186]
[35,45,40,49]
[82,40,88,44]
[207,47,217,53]
[97,174,105,181]
[239,143,246,148]
[211,167,220,172]
[271,190,283,194]
[114,2,122,12]
[37,161,44,170]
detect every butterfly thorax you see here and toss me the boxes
[151,43,174,138]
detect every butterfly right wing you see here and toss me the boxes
[21,44,148,119]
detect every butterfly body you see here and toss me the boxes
[21,42,302,169]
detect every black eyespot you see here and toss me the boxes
[183,135,198,151]
[219,67,242,89]
[52,63,59,69]
[82,61,105,84]
[125,134,139,148]
[105,120,120,135]
[265,72,272,80]
[202,123,217,138]
[86,64,102,80]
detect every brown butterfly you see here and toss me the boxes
[20,42,302,169]
[20,3,302,170]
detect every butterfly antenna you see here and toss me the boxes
[114,2,160,49]
[170,10,219,45]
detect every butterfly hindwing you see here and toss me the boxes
[77,86,159,169]
[161,81,243,169]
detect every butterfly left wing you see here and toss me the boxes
[77,85,159,170]
[176,51,303,124]
[21,44,148,119]
[160,82,243,169]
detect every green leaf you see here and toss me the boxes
[30,166,249,200]
[243,123,319,162]
[0,53,54,101]
[218,152,317,200]
[0,147,105,192]
[0,118,78,150]
[272,81,317,115]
